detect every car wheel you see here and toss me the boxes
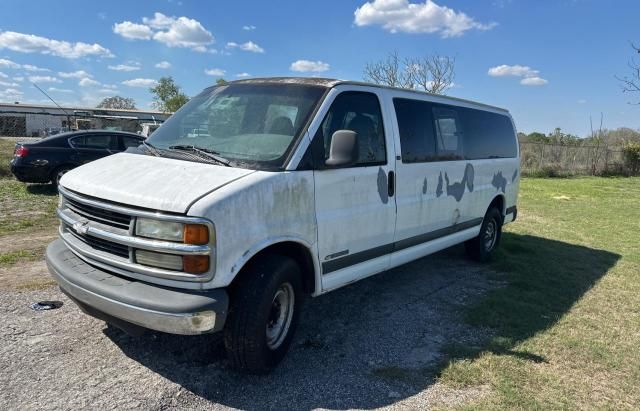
[465,207,503,262]
[52,166,71,187]
[223,255,303,374]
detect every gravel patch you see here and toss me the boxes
[1,245,501,410]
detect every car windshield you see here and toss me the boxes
[147,83,326,169]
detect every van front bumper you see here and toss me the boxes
[45,239,228,335]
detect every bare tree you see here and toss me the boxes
[363,52,455,94]
[404,55,456,94]
[589,113,606,175]
[616,43,640,104]
[363,51,408,88]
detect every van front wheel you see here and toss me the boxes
[465,207,503,262]
[223,255,303,373]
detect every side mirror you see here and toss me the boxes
[325,130,358,167]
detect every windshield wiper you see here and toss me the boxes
[168,144,232,167]
[142,140,161,157]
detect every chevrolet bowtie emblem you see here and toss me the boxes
[73,221,89,235]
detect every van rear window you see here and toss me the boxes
[393,98,517,162]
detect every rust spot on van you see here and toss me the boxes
[492,171,507,193]
[436,172,444,197]
[445,163,475,202]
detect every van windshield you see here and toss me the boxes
[147,83,326,169]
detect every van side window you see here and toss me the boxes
[317,91,386,166]
[459,108,517,159]
[433,107,463,160]
[393,98,436,163]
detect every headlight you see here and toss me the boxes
[135,218,209,245]
[136,218,184,242]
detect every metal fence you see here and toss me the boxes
[519,142,626,175]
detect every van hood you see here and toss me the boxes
[60,152,254,213]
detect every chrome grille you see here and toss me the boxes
[56,185,215,283]
[64,196,131,229]
[65,224,130,258]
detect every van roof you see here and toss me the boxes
[231,77,509,113]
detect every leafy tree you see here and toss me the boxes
[525,132,549,143]
[150,76,189,113]
[96,96,137,110]
[216,78,228,86]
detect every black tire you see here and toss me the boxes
[223,255,303,374]
[465,207,503,262]
[51,166,72,187]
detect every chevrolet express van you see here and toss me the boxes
[46,78,519,373]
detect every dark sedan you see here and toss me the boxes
[10,130,145,186]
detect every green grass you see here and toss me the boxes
[0,139,16,178]
[439,177,640,409]
[0,179,58,236]
[0,249,40,266]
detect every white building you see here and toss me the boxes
[0,102,170,137]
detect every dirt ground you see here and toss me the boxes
[1,244,501,410]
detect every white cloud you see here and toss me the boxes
[0,87,23,100]
[226,41,264,53]
[97,88,118,94]
[204,68,226,76]
[143,12,176,29]
[0,80,20,87]
[0,58,20,69]
[520,76,548,86]
[102,84,118,90]
[13,76,24,82]
[488,64,547,86]
[79,77,100,87]
[114,13,214,52]
[0,59,49,72]
[353,0,496,37]
[488,64,538,77]
[48,87,73,93]
[108,63,141,72]
[155,61,171,69]
[577,99,587,104]
[242,25,256,31]
[113,21,153,40]
[290,60,330,72]
[22,64,50,72]
[0,30,114,58]
[122,78,158,87]
[153,16,214,50]
[0,72,7,78]
[28,75,61,83]
[235,72,251,78]
[59,70,91,78]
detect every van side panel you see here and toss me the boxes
[187,171,318,290]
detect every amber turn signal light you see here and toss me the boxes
[183,255,209,274]
[183,224,209,245]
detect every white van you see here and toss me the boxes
[46,78,519,373]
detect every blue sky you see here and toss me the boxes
[0,0,638,137]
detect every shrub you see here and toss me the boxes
[622,142,640,175]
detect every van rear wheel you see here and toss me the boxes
[465,207,503,262]
[223,255,303,374]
